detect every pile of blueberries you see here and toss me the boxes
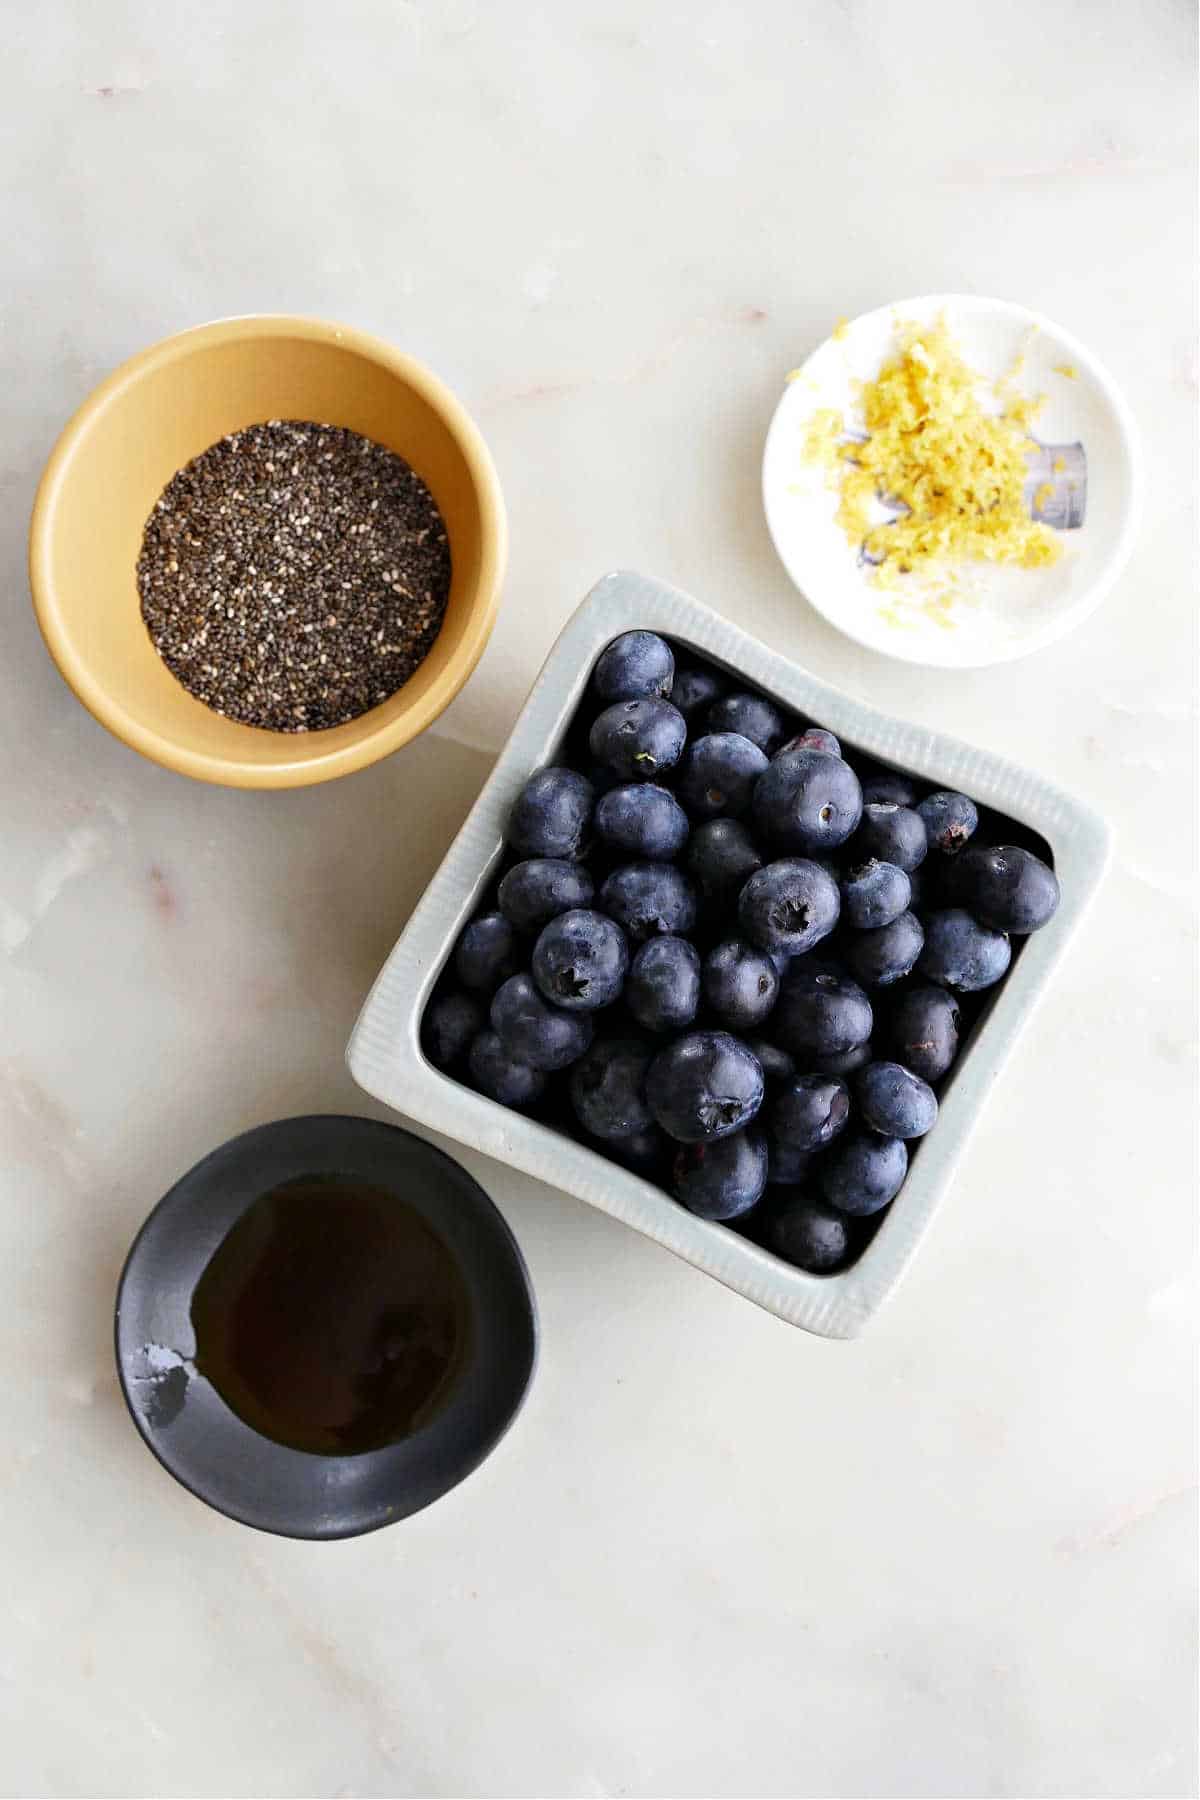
[423,631,1061,1275]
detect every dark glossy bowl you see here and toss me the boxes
[115,1115,537,1538]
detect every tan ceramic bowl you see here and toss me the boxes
[29,316,506,787]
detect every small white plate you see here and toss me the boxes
[762,294,1141,669]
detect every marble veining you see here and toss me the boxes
[1,1,1195,1795]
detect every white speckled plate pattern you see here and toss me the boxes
[349,571,1111,1337]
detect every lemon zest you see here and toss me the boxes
[803,318,1060,590]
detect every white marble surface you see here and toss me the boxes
[2,3,1196,1795]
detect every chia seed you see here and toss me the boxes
[137,420,452,732]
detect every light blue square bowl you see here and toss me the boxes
[348,571,1110,1337]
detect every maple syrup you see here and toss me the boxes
[191,1175,471,1455]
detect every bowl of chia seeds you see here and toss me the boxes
[29,315,506,787]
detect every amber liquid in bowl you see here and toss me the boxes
[190,1175,472,1456]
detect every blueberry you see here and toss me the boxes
[454,911,519,993]
[423,991,484,1069]
[771,1074,851,1151]
[917,790,979,856]
[626,935,702,1033]
[646,1031,765,1142]
[497,859,595,931]
[702,939,780,1030]
[531,908,629,1010]
[685,818,763,907]
[856,1061,938,1138]
[766,1194,850,1272]
[844,909,925,987]
[676,733,768,819]
[751,749,863,852]
[592,630,675,702]
[669,660,726,722]
[508,766,595,861]
[594,783,689,861]
[887,985,960,1082]
[851,802,928,873]
[599,862,698,943]
[859,768,919,807]
[589,698,687,781]
[809,1039,874,1078]
[765,1136,816,1186]
[777,726,841,758]
[706,691,788,755]
[918,908,1011,991]
[737,858,841,956]
[742,1038,796,1086]
[490,973,595,1071]
[604,1126,669,1177]
[673,1129,768,1221]
[568,1037,654,1139]
[840,859,912,930]
[774,967,873,1058]
[820,1133,908,1216]
[955,845,1060,933]
[467,1031,547,1108]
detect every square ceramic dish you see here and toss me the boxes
[348,571,1111,1337]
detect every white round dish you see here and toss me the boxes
[762,294,1141,669]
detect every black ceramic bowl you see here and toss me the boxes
[115,1115,537,1538]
